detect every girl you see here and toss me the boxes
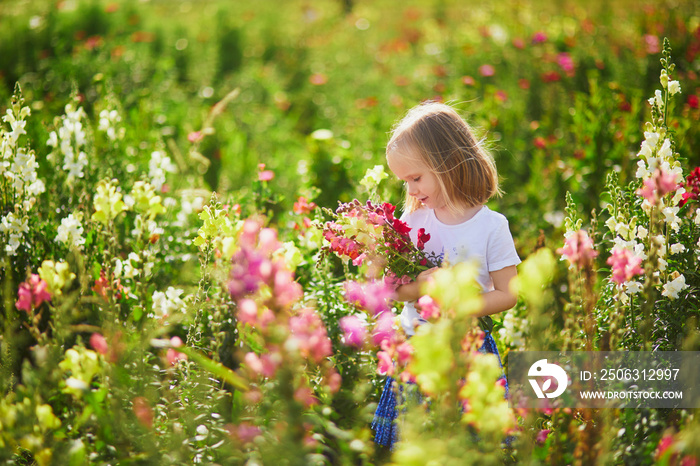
[371,101,520,448]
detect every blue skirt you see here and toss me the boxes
[371,331,508,448]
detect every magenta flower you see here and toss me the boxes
[556,52,575,76]
[607,247,644,285]
[536,429,551,444]
[656,434,674,459]
[532,31,547,44]
[478,64,495,77]
[15,274,51,313]
[417,295,441,320]
[557,230,598,269]
[339,315,367,347]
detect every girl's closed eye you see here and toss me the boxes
[413,176,421,182]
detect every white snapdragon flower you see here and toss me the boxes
[615,222,631,240]
[605,216,617,233]
[657,258,667,272]
[0,212,29,255]
[636,226,648,240]
[152,287,185,318]
[55,213,86,249]
[662,206,681,232]
[633,242,647,261]
[668,80,681,95]
[672,188,686,206]
[625,281,643,294]
[670,243,686,255]
[638,131,660,158]
[648,90,664,108]
[658,139,672,161]
[115,253,141,279]
[636,160,651,179]
[47,104,89,185]
[661,274,688,300]
[148,151,177,191]
[498,310,527,347]
[98,109,123,141]
[695,209,700,225]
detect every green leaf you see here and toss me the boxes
[177,346,249,391]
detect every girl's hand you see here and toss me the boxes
[395,267,439,302]
[416,267,439,286]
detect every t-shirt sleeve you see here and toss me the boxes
[486,218,521,272]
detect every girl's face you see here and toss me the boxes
[386,146,445,211]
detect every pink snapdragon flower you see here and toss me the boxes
[395,341,413,364]
[607,247,644,285]
[90,333,109,355]
[479,64,495,77]
[372,311,396,347]
[287,308,332,363]
[376,350,394,375]
[344,280,395,316]
[257,163,274,181]
[557,230,598,268]
[417,295,440,320]
[339,315,367,347]
[229,422,262,444]
[637,168,679,205]
[16,274,51,313]
[244,351,280,377]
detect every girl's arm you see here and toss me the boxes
[472,265,518,318]
[395,265,518,315]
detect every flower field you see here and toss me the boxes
[1,0,699,464]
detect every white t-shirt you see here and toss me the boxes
[399,205,521,335]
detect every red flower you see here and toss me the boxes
[393,218,411,236]
[417,228,431,250]
[494,90,508,102]
[541,71,561,83]
[688,94,699,109]
[679,167,700,207]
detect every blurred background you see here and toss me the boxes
[1,0,698,255]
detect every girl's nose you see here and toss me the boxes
[407,183,418,196]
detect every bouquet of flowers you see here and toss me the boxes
[321,199,493,333]
[320,199,439,285]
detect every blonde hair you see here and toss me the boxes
[387,101,501,215]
